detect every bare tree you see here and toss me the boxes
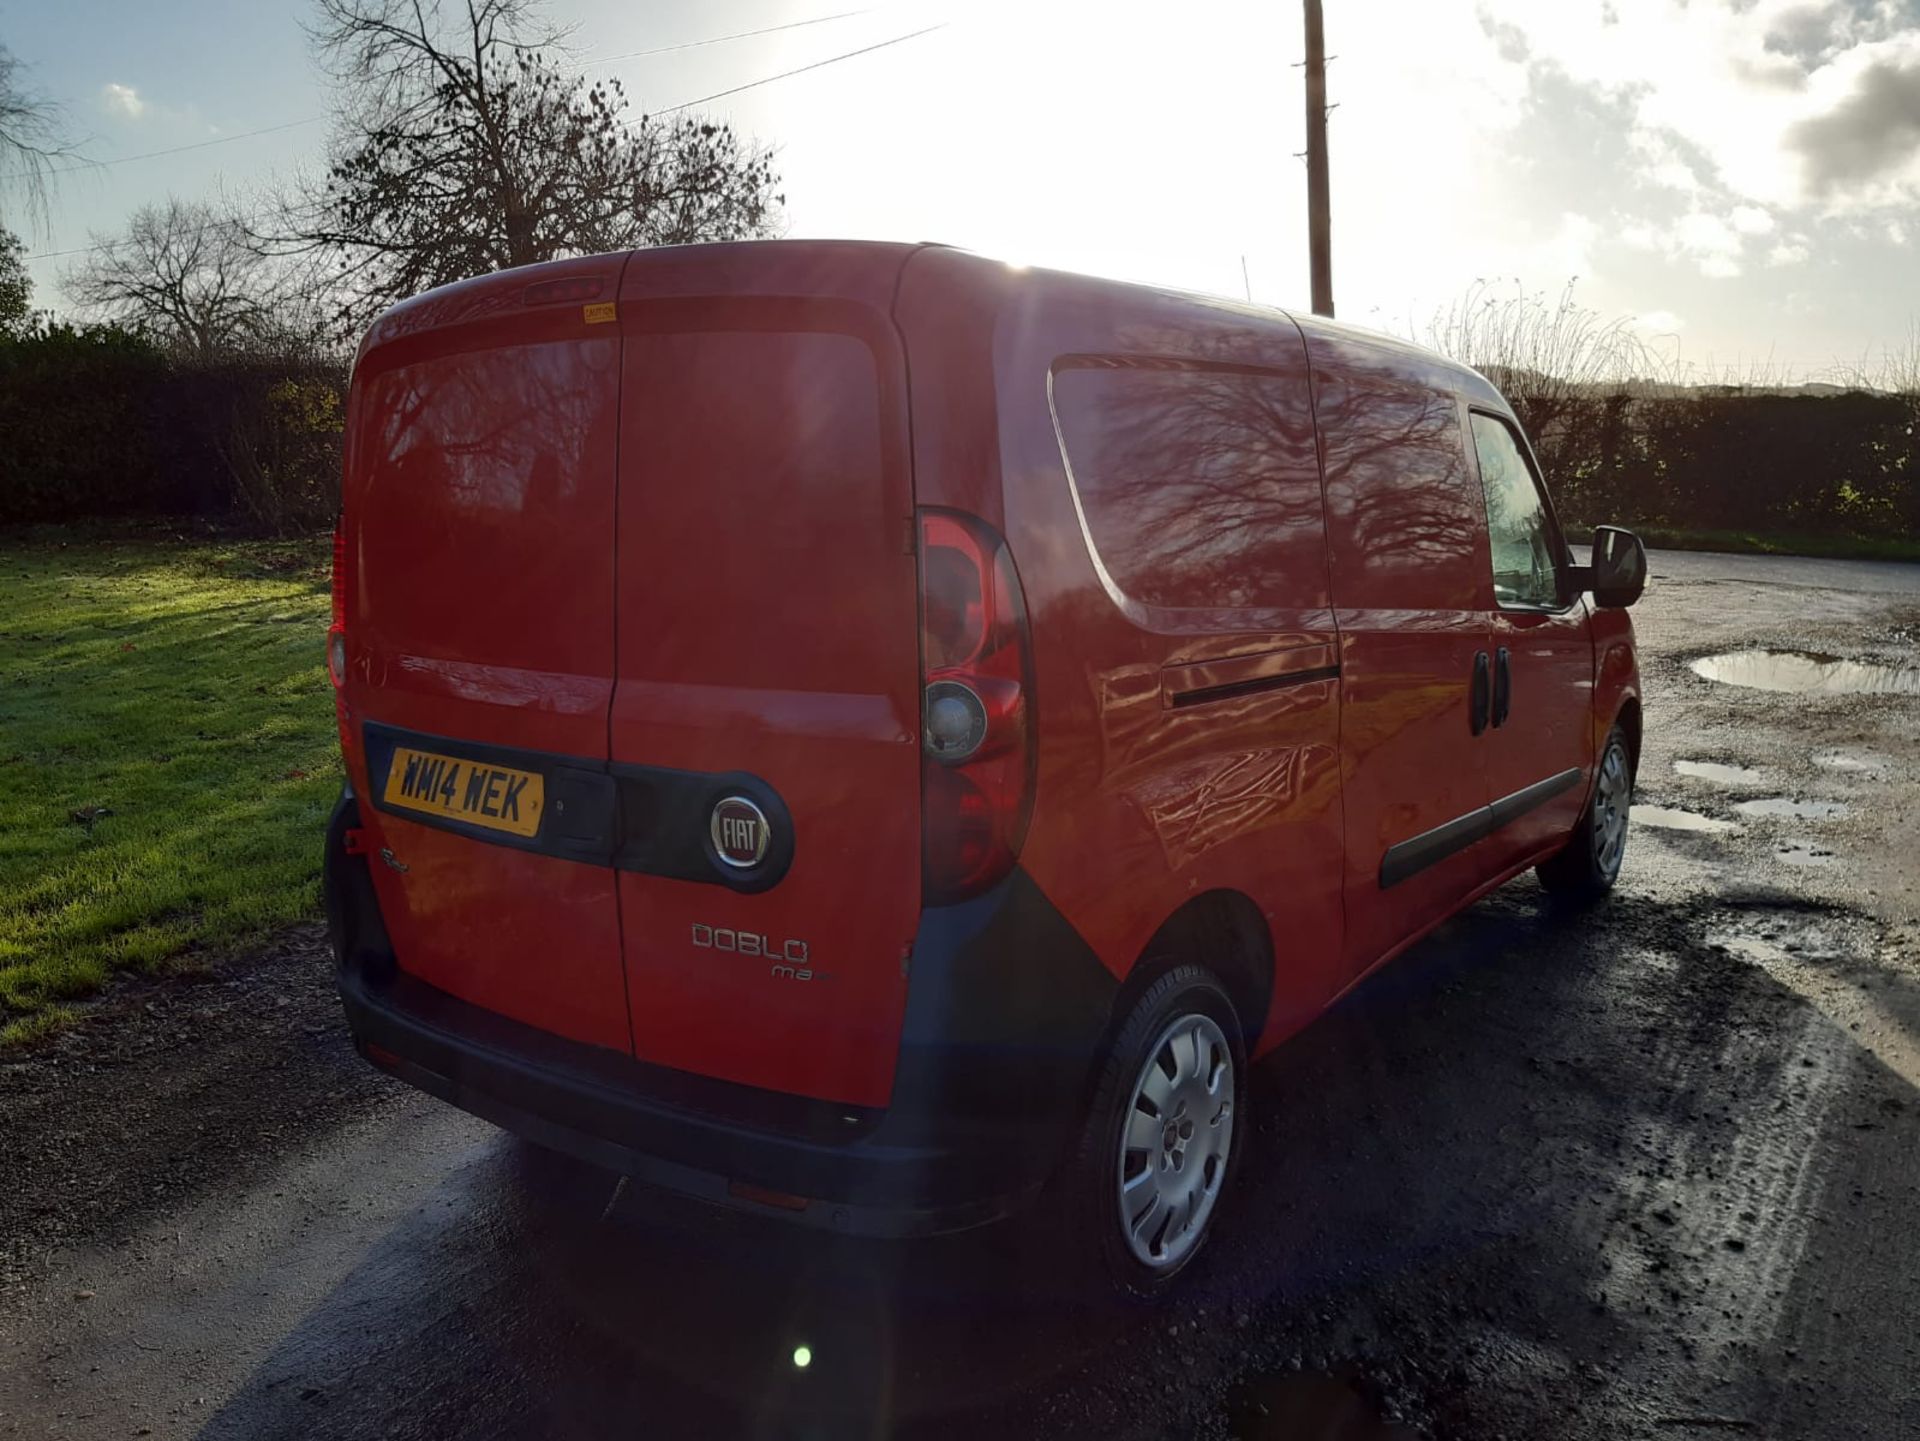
[284,0,783,333]
[0,226,33,336]
[64,199,275,356]
[0,44,75,231]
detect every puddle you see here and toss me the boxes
[1691,649,1920,696]
[1733,797,1850,821]
[1707,912,1845,958]
[1812,750,1886,774]
[1674,760,1764,785]
[1226,1369,1416,1441]
[1775,839,1839,866]
[1637,805,1741,834]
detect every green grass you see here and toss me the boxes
[1569,524,1920,564]
[0,533,341,1043]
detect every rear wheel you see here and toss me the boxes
[1055,965,1246,1299]
[1538,724,1632,902]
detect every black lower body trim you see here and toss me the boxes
[1379,766,1584,889]
[324,788,1113,1237]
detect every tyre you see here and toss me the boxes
[1538,724,1632,902]
[1054,964,1247,1299]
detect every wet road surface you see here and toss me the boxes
[4,549,1919,1439]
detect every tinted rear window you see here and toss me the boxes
[1051,364,1329,612]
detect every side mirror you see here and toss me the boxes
[1569,525,1646,608]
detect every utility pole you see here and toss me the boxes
[1303,0,1334,317]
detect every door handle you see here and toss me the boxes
[1492,646,1512,728]
[1470,650,1491,736]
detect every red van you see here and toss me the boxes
[324,241,1646,1294]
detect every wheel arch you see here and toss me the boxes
[1614,693,1642,781]
[1116,889,1275,1057]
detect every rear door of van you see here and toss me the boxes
[607,245,923,1110]
[1305,332,1498,977]
[340,255,634,1053]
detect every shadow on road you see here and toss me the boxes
[193,879,1918,1440]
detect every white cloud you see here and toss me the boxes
[101,82,147,120]
[1619,221,1661,250]
[1629,128,1709,197]
[1888,219,1910,245]
[1730,204,1777,235]
[1674,210,1747,276]
[1483,0,1920,216]
[1635,309,1685,335]
[1767,237,1813,266]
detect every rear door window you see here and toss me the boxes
[1051,363,1329,612]
[1470,412,1563,610]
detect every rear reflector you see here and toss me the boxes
[361,1041,405,1072]
[728,1180,812,1212]
[328,521,348,691]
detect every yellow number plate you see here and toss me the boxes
[383,747,545,838]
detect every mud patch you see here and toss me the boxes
[1675,760,1765,785]
[1226,1368,1417,1440]
[1638,805,1741,834]
[1735,797,1850,821]
[1691,650,1920,696]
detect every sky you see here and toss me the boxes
[4,0,1919,378]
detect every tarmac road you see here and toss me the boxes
[3,549,1918,1440]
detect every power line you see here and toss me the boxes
[25,17,952,262]
[588,8,878,66]
[11,3,893,203]
[657,21,949,114]
[26,117,326,180]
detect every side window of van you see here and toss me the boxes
[1313,371,1481,613]
[1051,364,1328,611]
[1469,412,1562,610]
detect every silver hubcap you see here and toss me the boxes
[1117,1012,1234,1270]
[1593,741,1631,880]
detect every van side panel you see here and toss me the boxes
[341,256,633,1053]
[1302,327,1498,979]
[899,254,1349,1049]
[609,248,922,1109]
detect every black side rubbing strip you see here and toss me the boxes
[1488,766,1581,829]
[1379,766,1585,889]
[1168,664,1342,710]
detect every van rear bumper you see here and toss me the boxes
[326,792,1117,1239]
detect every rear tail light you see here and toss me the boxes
[327,521,347,690]
[917,509,1034,904]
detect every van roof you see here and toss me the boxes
[364,239,1509,412]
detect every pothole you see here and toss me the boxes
[1637,805,1741,834]
[1691,649,1920,696]
[1734,797,1850,821]
[1776,840,1839,866]
[1674,760,1765,785]
[1812,750,1887,774]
